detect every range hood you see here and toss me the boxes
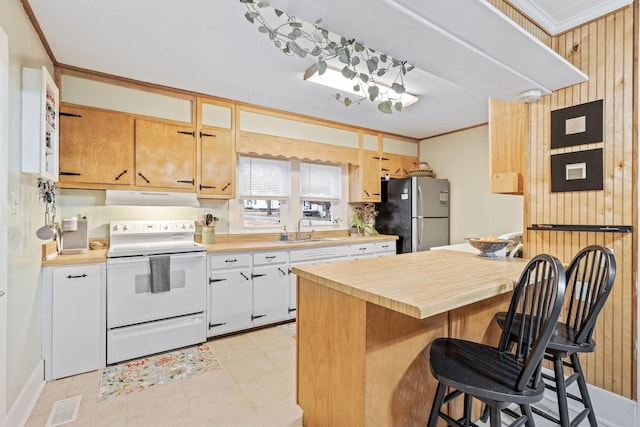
[105,190,200,207]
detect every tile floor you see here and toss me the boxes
[25,324,302,427]
[24,322,585,427]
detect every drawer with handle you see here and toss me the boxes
[210,252,252,270]
[253,251,288,266]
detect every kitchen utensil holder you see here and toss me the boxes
[201,226,216,244]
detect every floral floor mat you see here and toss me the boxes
[97,344,221,402]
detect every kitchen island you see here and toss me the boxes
[292,249,529,427]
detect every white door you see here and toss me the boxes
[208,269,253,336]
[0,25,9,427]
[252,265,288,326]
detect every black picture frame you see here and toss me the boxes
[550,148,603,192]
[550,99,603,149]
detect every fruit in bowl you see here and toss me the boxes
[467,237,512,257]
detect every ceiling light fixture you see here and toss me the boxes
[241,0,416,114]
[516,89,542,103]
[303,63,419,107]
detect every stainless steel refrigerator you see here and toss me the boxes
[375,177,449,253]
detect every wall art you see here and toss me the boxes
[550,99,603,149]
[550,148,603,192]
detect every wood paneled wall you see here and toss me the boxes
[488,0,552,47]
[524,4,636,399]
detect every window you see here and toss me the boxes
[300,162,341,225]
[238,156,290,228]
[238,156,290,198]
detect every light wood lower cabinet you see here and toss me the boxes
[199,127,234,197]
[59,105,134,185]
[135,119,196,189]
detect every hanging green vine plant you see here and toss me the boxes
[240,0,415,113]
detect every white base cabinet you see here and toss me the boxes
[289,245,351,318]
[208,253,253,337]
[208,240,396,334]
[42,264,105,380]
[208,268,253,336]
[251,264,289,326]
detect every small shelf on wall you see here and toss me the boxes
[21,66,59,182]
[528,224,632,233]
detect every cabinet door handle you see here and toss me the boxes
[364,190,370,197]
[381,168,390,172]
[225,259,238,263]
[209,322,227,328]
[199,184,216,190]
[200,131,216,138]
[278,267,287,276]
[372,193,380,196]
[209,278,227,283]
[288,307,296,313]
[60,112,82,118]
[221,182,231,191]
[251,314,267,321]
[60,171,81,176]
[177,179,195,185]
[372,156,381,160]
[115,169,128,181]
[240,272,250,280]
[265,255,276,260]
[381,157,389,161]
[251,273,266,279]
[67,274,87,279]
[138,173,150,183]
[177,130,195,136]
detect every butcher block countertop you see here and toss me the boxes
[41,234,397,266]
[41,249,108,267]
[292,249,528,319]
[203,234,396,253]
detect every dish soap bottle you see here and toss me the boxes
[280,226,288,241]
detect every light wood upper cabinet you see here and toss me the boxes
[197,99,235,199]
[59,105,134,185]
[349,149,381,203]
[200,128,234,197]
[381,153,418,178]
[135,119,196,189]
[488,97,527,195]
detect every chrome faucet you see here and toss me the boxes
[297,217,312,240]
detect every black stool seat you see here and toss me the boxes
[426,254,566,427]
[492,245,616,427]
[429,338,546,406]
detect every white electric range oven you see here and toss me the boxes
[106,220,207,364]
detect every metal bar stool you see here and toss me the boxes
[494,245,616,426]
[427,254,566,427]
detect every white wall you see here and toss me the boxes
[58,189,230,237]
[0,0,53,415]
[420,125,523,244]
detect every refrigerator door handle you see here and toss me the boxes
[417,185,423,217]
[418,218,423,250]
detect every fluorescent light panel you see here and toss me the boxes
[304,63,419,107]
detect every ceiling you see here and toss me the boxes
[508,0,633,35]
[25,0,619,139]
